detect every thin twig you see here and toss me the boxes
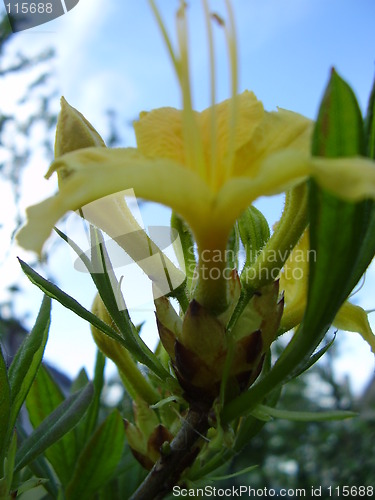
[130,407,209,500]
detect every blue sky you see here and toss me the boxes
[1,0,375,389]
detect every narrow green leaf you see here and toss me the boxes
[70,368,89,395]
[233,385,281,453]
[209,464,258,481]
[15,423,58,498]
[250,406,273,422]
[65,411,125,500]
[50,230,171,381]
[188,449,233,482]
[0,347,10,459]
[18,258,168,381]
[75,350,106,450]
[18,258,120,341]
[7,295,51,435]
[3,432,17,493]
[365,73,375,158]
[26,365,76,485]
[256,404,357,422]
[90,227,175,382]
[285,335,336,383]
[171,211,196,293]
[14,383,93,472]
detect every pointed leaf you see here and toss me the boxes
[308,68,369,319]
[75,350,106,450]
[14,383,93,472]
[256,404,357,422]
[18,258,168,380]
[0,347,10,458]
[222,70,373,423]
[23,235,170,382]
[2,431,17,495]
[70,368,89,395]
[7,295,51,435]
[365,74,375,158]
[170,211,195,293]
[284,335,336,383]
[15,423,58,498]
[65,411,125,500]
[26,365,76,485]
[210,464,258,481]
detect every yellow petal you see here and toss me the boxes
[334,302,375,353]
[279,229,375,354]
[214,150,310,229]
[234,107,312,177]
[311,156,375,201]
[279,231,310,332]
[199,91,264,178]
[215,151,375,233]
[81,193,186,293]
[134,107,186,166]
[135,91,264,189]
[16,148,213,255]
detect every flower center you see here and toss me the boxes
[149,0,239,192]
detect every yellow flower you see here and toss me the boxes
[16,0,375,312]
[280,230,375,352]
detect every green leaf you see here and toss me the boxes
[0,431,17,496]
[350,75,375,294]
[170,211,195,297]
[308,68,368,316]
[70,368,89,395]
[88,228,166,371]
[50,230,171,382]
[7,295,51,436]
[18,257,120,341]
[18,258,168,382]
[255,404,357,422]
[233,385,282,453]
[0,347,10,460]
[222,70,373,424]
[75,350,106,451]
[14,383,93,473]
[365,73,375,158]
[65,411,125,500]
[15,423,58,498]
[26,364,76,485]
[209,464,258,481]
[285,335,336,383]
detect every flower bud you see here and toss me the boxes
[124,399,174,470]
[156,278,283,406]
[55,97,105,158]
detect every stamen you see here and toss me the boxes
[223,0,239,181]
[148,0,179,72]
[202,0,218,189]
[176,1,206,179]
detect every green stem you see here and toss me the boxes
[242,184,309,291]
[113,348,160,405]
